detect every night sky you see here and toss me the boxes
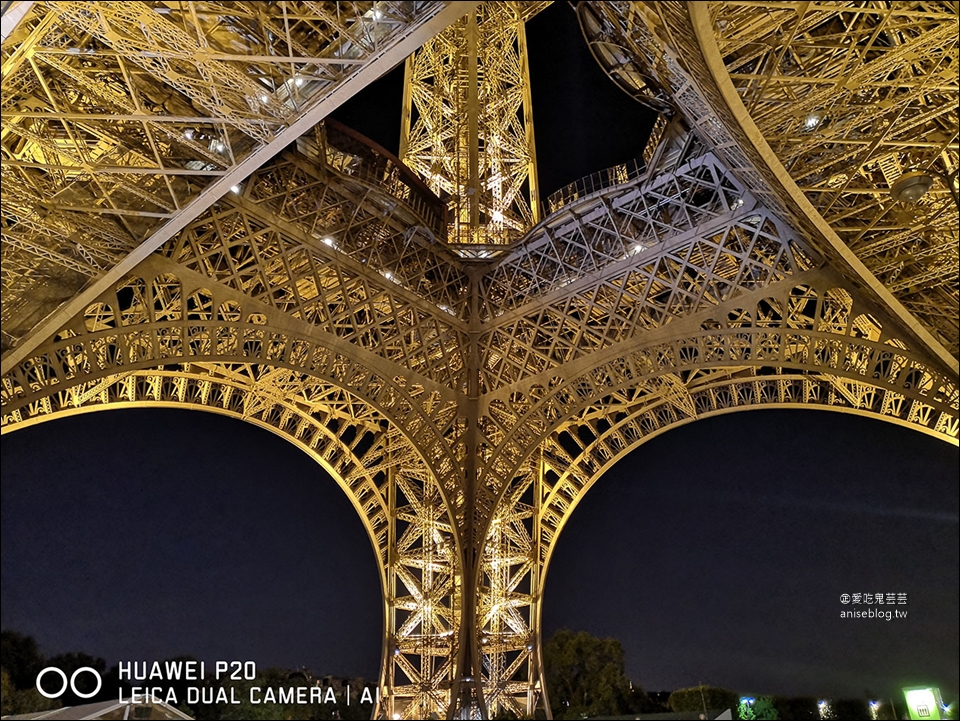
[2,1,958,707]
[3,408,957,699]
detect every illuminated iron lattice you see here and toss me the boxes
[400,2,547,249]
[2,2,957,719]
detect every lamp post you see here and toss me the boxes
[890,168,960,209]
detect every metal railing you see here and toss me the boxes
[543,157,646,217]
[304,119,448,238]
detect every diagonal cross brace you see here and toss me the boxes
[1,0,479,376]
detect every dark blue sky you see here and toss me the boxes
[2,1,958,708]
[1,409,381,680]
[2,408,957,700]
[541,409,958,700]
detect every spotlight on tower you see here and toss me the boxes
[890,168,959,208]
[890,171,935,203]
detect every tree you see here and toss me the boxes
[0,668,60,717]
[543,629,641,719]
[772,696,819,720]
[668,685,739,716]
[739,695,779,720]
[625,684,661,715]
[1,631,62,716]
[0,630,45,690]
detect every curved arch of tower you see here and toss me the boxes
[2,2,957,719]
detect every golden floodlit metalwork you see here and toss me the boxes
[2,2,957,719]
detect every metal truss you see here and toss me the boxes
[705,2,958,356]
[1,0,476,370]
[575,1,957,372]
[400,2,548,248]
[2,3,958,719]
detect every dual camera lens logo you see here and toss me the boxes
[36,666,103,699]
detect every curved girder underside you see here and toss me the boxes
[706,1,959,357]
[0,255,467,501]
[4,370,403,579]
[576,1,958,374]
[1,0,476,370]
[3,3,959,719]
[0,362,463,720]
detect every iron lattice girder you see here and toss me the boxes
[476,153,796,389]
[3,2,960,719]
[400,1,547,245]
[1,0,477,369]
[708,1,959,356]
[4,136,958,719]
[163,128,473,391]
[579,1,958,374]
[0,360,423,568]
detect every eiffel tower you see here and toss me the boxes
[2,2,957,718]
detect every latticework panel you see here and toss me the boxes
[474,455,548,719]
[576,1,958,374]
[2,0,471,364]
[708,1,959,356]
[382,451,461,720]
[400,1,547,247]
[162,124,472,391]
[477,153,810,393]
[0,256,466,514]
[4,4,959,719]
